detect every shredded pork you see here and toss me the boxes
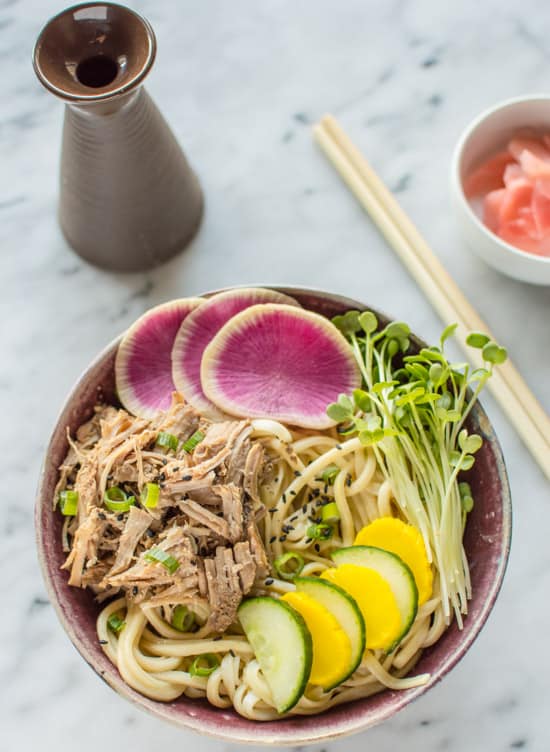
[56,394,270,632]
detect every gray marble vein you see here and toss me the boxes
[1,0,549,750]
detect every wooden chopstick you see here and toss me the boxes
[314,114,550,481]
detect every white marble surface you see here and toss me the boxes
[2,0,550,750]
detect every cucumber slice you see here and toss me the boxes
[238,596,312,713]
[332,546,418,649]
[294,576,365,688]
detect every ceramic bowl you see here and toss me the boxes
[35,286,512,745]
[451,95,550,285]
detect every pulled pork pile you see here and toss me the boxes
[56,394,270,632]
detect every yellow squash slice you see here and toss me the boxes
[281,591,352,689]
[354,517,433,605]
[322,564,402,651]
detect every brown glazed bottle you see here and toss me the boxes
[33,2,203,272]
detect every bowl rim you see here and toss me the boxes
[35,285,512,745]
[451,93,550,266]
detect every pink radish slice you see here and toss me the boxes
[115,298,203,418]
[171,288,300,417]
[201,304,362,429]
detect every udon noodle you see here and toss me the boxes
[96,420,444,719]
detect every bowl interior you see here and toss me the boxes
[35,287,511,745]
[457,97,550,185]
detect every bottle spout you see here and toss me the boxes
[33,2,156,104]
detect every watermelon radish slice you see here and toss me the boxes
[171,288,299,417]
[200,304,361,429]
[115,298,202,418]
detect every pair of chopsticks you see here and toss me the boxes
[314,114,550,482]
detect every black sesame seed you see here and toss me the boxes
[213,635,223,641]
[282,493,287,503]
[265,578,274,586]
[98,512,106,520]
[311,488,320,498]
[346,475,352,487]
[290,490,297,496]
[290,515,298,522]
[305,538,313,544]
[335,444,342,450]
[132,586,138,596]
[315,500,323,507]
[159,482,165,489]
[159,472,166,482]
[117,514,124,521]
[269,536,277,543]
[146,529,155,538]
[229,649,235,657]
[314,543,321,553]
[282,524,294,533]
[99,639,108,645]
[294,470,302,477]
[302,504,308,513]
[161,458,168,466]
[268,507,277,514]
[182,474,192,481]
[279,535,287,542]
[324,483,329,494]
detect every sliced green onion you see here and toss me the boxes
[320,464,340,484]
[189,653,220,677]
[141,482,160,509]
[59,489,79,516]
[172,605,196,632]
[273,552,305,581]
[107,614,126,634]
[156,431,179,452]
[182,430,205,454]
[103,486,135,513]
[307,523,333,541]
[144,546,180,574]
[321,502,341,523]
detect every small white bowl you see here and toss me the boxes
[451,95,550,285]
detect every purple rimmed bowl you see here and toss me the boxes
[35,286,512,746]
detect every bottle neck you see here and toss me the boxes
[66,86,143,117]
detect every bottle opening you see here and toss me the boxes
[33,4,156,102]
[76,55,118,88]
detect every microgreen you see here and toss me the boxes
[327,310,507,627]
[466,332,490,349]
